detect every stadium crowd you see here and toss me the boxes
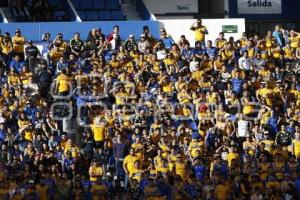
[0,19,299,199]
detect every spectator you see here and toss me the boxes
[124,34,137,52]
[12,29,25,60]
[273,25,285,47]
[9,54,23,73]
[0,32,13,65]
[41,33,51,59]
[113,134,128,179]
[25,40,40,75]
[138,34,150,53]
[107,25,120,42]
[205,40,218,59]
[190,19,208,48]
[37,61,52,98]
[0,22,298,200]
[215,32,227,49]
[159,28,175,49]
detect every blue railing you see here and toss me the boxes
[0,20,160,41]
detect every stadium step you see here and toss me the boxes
[125,13,141,20]
[121,2,141,20]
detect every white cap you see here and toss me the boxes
[106,172,112,177]
[224,113,231,118]
[94,117,101,124]
[129,34,134,38]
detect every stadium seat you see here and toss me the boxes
[80,0,93,9]
[93,0,106,10]
[53,11,66,18]
[86,11,99,21]
[48,0,63,10]
[77,11,87,20]
[98,11,111,20]
[72,0,81,9]
[111,10,125,20]
[106,0,120,10]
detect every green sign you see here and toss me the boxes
[222,25,238,33]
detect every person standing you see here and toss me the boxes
[272,25,285,48]
[238,51,253,72]
[70,33,84,58]
[123,148,138,188]
[113,134,129,180]
[12,29,25,60]
[107,25,120,42]
[25,40,40,76]
[38,61,52,98]
[190,19,208,48]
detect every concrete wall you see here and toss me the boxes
[159,18,245,47]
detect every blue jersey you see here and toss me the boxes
[232,78,244,94]
[205,46,218,59]
[161,37,175,49]
[193,165,206,180]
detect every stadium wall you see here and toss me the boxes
[143,0,198,14]
[229,0,300,20]
[0,21,160,41]
[159,18,245,47]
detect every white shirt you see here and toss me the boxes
[156,50,166,60]
[138,41,150,53]
[238,120,250,137]
[239,56,252,71]
[252,58,265,70]
[189,61,199,72]
[221,72,231,82]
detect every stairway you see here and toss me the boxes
[121,0,141,20]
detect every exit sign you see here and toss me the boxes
[222,25,238,33]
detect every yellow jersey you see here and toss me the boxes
[129,168,143,182]
[1,41,13,55]
[227,152,238,167]
[216,39,227,49]
[292,139,300,158]
[289,36,300,48]
[36,184,48,200]
[89,166,104,182]
[91,184,107,200]
[258,88,274,106]
[124,155,139,174]
[12,36,25,53]
[215,184,230,200]
[91,124,107,142]
[175,162,187,180]
[56,74,72,93]
[193,26,207,42]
